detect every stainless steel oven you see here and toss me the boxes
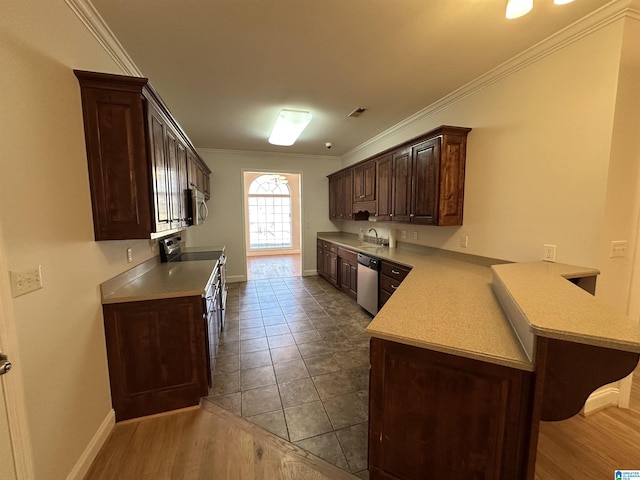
[159,234,227,329]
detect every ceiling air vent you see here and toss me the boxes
[348,107,368,118]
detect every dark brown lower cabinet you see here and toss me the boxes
[103,296,209,421]
[369,338,534,480]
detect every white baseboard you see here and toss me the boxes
[302,270,319,277]
[583,387,619,416]
[66,409,115,480]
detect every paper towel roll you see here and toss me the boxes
[389,229,396,248]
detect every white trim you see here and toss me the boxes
[0,222,35,480]
[302,270,319,277]
[583,386,621,416]
[66,409,115,480]
[64,0,143,77]
[343,2,640,162]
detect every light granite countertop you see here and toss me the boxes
[492,261,640,354]
[101,258,219,304]
[317,232,640,371]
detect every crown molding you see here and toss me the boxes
[65,0,142,76]
[344,0,637,162]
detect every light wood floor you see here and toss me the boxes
[536,368,640,479]
[85,401,359,480]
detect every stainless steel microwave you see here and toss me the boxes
[189,189,208,225]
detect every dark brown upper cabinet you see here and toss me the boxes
[328,125,471,226]
[74,70,211,240]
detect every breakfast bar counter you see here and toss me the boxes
[316,232,640,480]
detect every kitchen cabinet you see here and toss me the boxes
[379,260,411,309]
[317,240,338,287]
[338,247,358,300]
[327,125,471,226]
[390,148,412,222]
[353,160,376,214]
[74,70,211,240]
[369,338,534,480]
[374,154,393,221]
[328,171,355,220]
[317,240,357,294]
[102,296,209,421]
[187,149,211,200]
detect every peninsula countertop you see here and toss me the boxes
[317,232,640,372]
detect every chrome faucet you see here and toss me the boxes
[368,228,379,244]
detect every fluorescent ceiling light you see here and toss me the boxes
[268,109,313,146]
[505,0,533,19]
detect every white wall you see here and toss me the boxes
[0,2,155,478]
[185,150,341,279]
[341,16,627,288]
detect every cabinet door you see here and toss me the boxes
[391,148,412,222]
[328,175,339,219]
[375,154,392,220]
[165,128,182,226]
[176,141,189,225]
[438,133,467,226]
[103,296,208,421]
[348,261,358,299]
[353,164,365,203]
[339,258,351,293]
[353,161,376,203]
[369,338,533,480]
[342,170,353,220]
[148,105,171,232]
[76,79,153,240]
[329,251,339,286]
[412,138,441,224]
[317,244,325,277]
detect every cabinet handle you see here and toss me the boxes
[360,195,365,199]
[391,269,400,275]
[391,284,398,290]
[410,214,414,218]
[390,213,394,217]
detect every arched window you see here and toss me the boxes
[248,175,292,249]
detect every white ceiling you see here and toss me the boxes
[91,0,615,156]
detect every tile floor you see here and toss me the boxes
[204,274,372,478]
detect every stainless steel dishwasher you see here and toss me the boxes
[357,252,381,316]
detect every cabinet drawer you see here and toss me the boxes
[322,242,338,253]
[381,262,411,281]
[380,273,402,295]
[338,247,357,263]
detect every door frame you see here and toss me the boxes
[241,170,303,267]
[0,220,35,479]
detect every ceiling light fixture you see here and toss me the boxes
[505,0,533,19]
[505,0,574,19]
[268,109,313,146]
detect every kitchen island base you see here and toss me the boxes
[369,337,639,480]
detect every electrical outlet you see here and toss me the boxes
[460,235,468,248]
[413,231,418,241]
[543,244,556,262]
[400,230,407,240]
[610,240,628,258]
[127,247,133,263]
[10,265,44,297]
